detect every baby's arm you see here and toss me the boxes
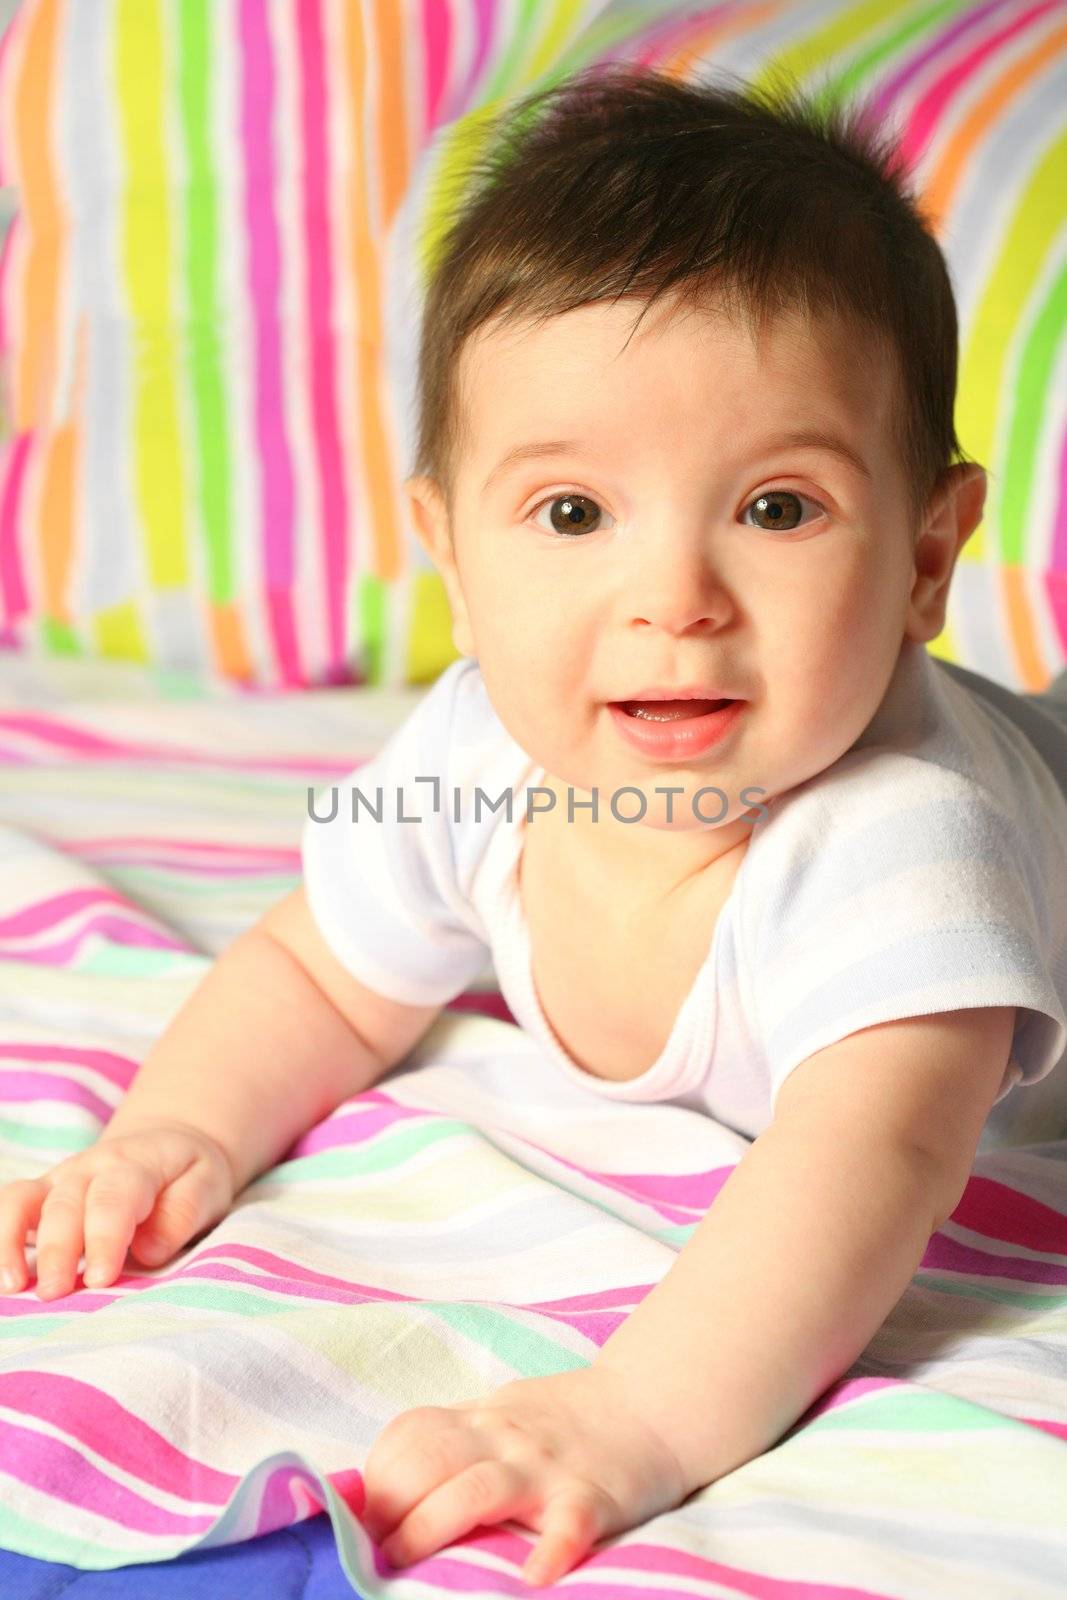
[100,885,444,1194]
[592,1005,1016,1493]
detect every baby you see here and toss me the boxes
[4,61,1067,1588]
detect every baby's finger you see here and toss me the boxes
[363,1408,478,1542]
[0,1179,47,1293]
[127,1161,227,1269]
[523,1487,604,1587]
[81,1163,161,1286]
[33,1178,92,1299]
[382,1458,529,1570]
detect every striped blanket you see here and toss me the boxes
[1,653,1066,1598]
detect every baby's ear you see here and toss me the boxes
[905,463,989,646]
[948,462,987,546]
[405,476,450,567]
[404,477,475,658]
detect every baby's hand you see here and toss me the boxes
[0,1122,235,1299]
[361,1367,689,1587]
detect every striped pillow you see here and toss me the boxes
[0,0,1064,692]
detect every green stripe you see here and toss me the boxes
[178,0,234,604]
[0,1121,95,1153]
[956,137,1067,563]
[429,1300,589,1375]
[914,1271,1067,1311]
[999,254,1067,565]
[263,1117,488,1179]
[813,0,970,107]
[808,1384,1007,1434]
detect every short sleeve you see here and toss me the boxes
[745,752,1067,1116]
[301,660,492,1006]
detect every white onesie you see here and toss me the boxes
[302,640,1067,1152]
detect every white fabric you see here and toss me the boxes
[302,641,1067,1150]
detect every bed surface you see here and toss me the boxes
[1,650,1066,1599]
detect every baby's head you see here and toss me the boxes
[405,63,987,845]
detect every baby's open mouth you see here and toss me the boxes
[616,699,735,722]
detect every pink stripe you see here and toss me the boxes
[631,2,737,68]
[1,913,190,963]
[950,1173,1067,1252]
[421,0,452,131]
[915,2,1059,163]
[238,0,300,685]
[202,1205,643,1321]
[0,885,151,937]
[446,0,498,128]
[0,430,30,622]
[255,1461,337,1539]
[0,1416,217,1532]
[1021,1416,1067,1442]
[265,584,302,687]
[1045,569,1067,655]
[0,1041,136,1074]
[65,841,301,874]
[300,1092,732,1217]
[0,1378,352,1549]
[0,710,363,772]
[922,1228,1067,1286]
[296,0,348,680]
[0,1067,121,1123]
[0,1369,237,1509]
[61,837,299,860]
[488,1541,889,1597]
[70,1241,683,1358]
[445,990,515,1024]
[1054,440,1067,583]
[860,0,1018,130]
[859,0,1067,580]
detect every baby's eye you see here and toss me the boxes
[528,492,614,538]
[528,486,828,538]
[741,488,827,533]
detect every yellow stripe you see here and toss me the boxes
[95,598,150,661]
[115,0,188,592]
[956,128,1067,565]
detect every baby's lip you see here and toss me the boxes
[611,686,742,702]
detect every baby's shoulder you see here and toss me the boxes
[742,744,1021,918]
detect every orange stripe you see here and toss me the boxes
[1003,565,1047,693]
[37,415,75,622]
[10,0,63,431]
[345,0,405,583]
[37,278,88,631]
[662,1,783,77]
[921,19,1067,232]
[916,15,1067,679]
[208,600,255,682]
[375,0,409,225]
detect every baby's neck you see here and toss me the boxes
[532,770,755,903]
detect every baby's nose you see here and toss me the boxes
[626,541,732,634]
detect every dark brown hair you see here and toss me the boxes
[410,60,980,538]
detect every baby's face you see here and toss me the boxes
[409,293,944,845]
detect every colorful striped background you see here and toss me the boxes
[0,652,1066,1592]
[0,0,1064,695]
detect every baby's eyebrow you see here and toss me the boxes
[482,439,586,494]
[481,428,873,494]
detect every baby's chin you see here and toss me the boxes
[634,806,752,835]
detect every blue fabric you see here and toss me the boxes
[0,1511,363,1598]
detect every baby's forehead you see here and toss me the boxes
[467,294,890,399]
[457,296,896,478]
